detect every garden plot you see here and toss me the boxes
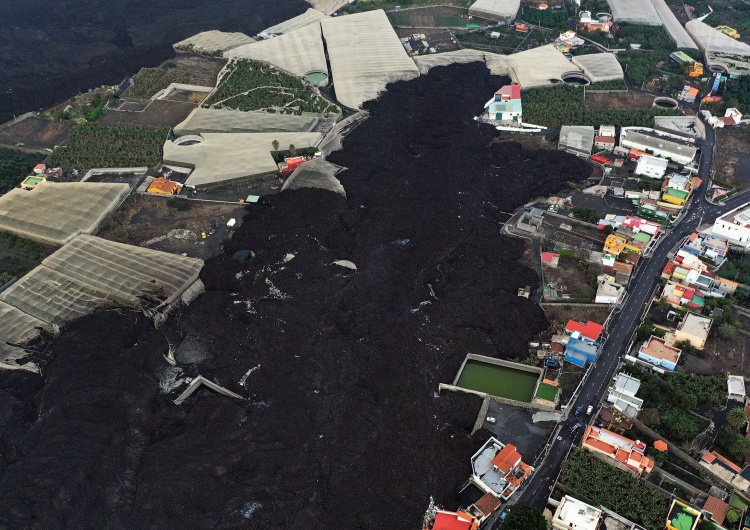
[100,100,197,128]
[202,59,338,117]
[0,116,69,152]
[387,6,471,28]
[542,251,601,300]
[45,125,168,171]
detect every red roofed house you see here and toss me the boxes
[582,425,655,475]
[542,252,560,267]
[471,437,534,501]
[565,320,603,342]
[594,135,616,150]
[703,496,730,526]
[33,163,46,175]
[430,510,478,530]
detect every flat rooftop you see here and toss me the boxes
[639,335,681,363]
[621,129,697,160]
[471,438,509,495]
[556,496,602,530]
[719,203,750,228]
[560,125,596,152]
[678,313,712,340]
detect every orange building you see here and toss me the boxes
[147,177,183,195]
[582,425,655,475]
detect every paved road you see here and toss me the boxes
[511,116,749,514]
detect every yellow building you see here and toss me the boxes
[604,234,627,256]
[685,62,704,77]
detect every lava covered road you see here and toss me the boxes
[515,116,745,514]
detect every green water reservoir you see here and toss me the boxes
[456,360,539,402]
[304,71,329,87]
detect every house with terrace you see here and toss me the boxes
[470,437,533,502]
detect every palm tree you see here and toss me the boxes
[289,144,297,157]
[728,406,748,430]
[272,140,279,153]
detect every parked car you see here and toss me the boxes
[544,359,560,369]
[571,422,582,433]
[586,405,593,415]
[575,405,583,415]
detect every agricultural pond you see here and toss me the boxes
[455,360,540,402]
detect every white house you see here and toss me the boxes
[635,155,669,179]
[713,203,750,248]
[620,128,697,165]
[607,373,644,416]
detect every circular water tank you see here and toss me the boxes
[653,97,678,109]
[562,73,591,86]
[304,71,329,87]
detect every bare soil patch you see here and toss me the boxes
[585,91,655,110]
[714,125,750,189]
[542,303,612,330]
[543,255,601,300]
[0,116,69,151]
[99,100,197,128]
[98,195,244,259]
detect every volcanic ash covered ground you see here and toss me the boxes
[0,62,592,529]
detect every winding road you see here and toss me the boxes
[511,115,750,515]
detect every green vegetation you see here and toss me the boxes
[589,80,629,90]
[560,447,669,530]
[718,253,750,284]
[571,207,599,223]
[0,149,34,196]
[720,75,750,115]
[634,319,667,342]
[0,231,55,285]
[704,4,750,40]
[127,67,194,99]
[202,59,339,117]
[522,84,682,129]
[45,125,168,171]
[581,23,674,51]
[715,431,750,465]
[728,406,748,430]
[166,197,192,211]
[523,8,568,30]
[501,506,547,530]
[621,365,724,445]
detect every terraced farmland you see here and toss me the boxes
[45,125,168,171]
[202,59,339,117]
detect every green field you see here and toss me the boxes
[456,360,539,402]
[202,59,339,117]
[45,125,168,171]
[127,67,194,99]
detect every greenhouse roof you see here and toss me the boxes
[307,0,349,15]
[571,53,624,82]
[0,235,203,328]
[468,0,521,20]
[163,132,323,188]
[281,158,347,197]
[649,0,697,49]
[413,49,514,78]
[174,30,255,53]
[174,107,318,136]
[262,8,328,35]
[321,10,420,109]
[225,23,327,78]
[0,182,130,246]
[606,0,661,25]
[508,45,581,88]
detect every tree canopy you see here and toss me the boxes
[501,506,547,530]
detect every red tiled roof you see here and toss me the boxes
[713,451,743,473]
[703,496,730,525]
[595,135,615,144]
[34,163,46,170]
[496,85,521,99]
[491,444,521,474]
[433,511,477,530]
[542,252,560,263]
[663,262,677,276]
[473,493,501,516]
[565,320,603,341]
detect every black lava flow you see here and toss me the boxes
[0,62,592,529]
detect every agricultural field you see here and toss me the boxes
[585,91,656,110]
[456,26,544,54]
[559,447,670,530]
[0,231,55,286]
[99,100,198,128]
[125,56,226,99]
[522,84,683,129]
[0,116,70,151]
[45,125,168,172]
[387,6,471,27]
[522,7,569,30]
[202,59,339,117]
[704,3,750,46]
[0,148,35,196]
